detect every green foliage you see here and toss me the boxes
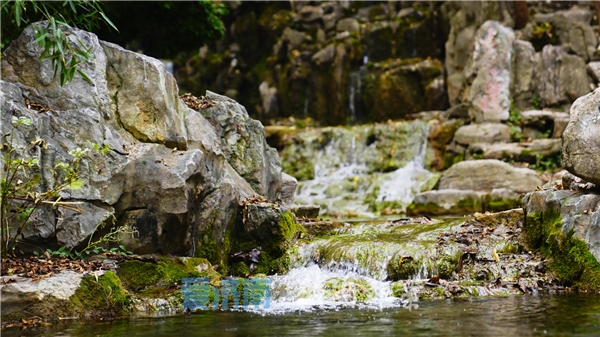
[530,154,561,172]
[1,0,117,86]
[508,101,525,142]
[531,96,541,109]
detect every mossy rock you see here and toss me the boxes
[117,257,220,291]
[323,277,375,302]
[523,211,600,290]
[70,271,130,315]
[387,256,418,281]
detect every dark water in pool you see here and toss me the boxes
[4,294,600,337]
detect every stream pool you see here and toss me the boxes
[4,294,600,336]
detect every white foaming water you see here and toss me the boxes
[265,264,407,313]
[295,121,433,218]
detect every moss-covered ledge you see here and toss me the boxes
[523,210,600,290]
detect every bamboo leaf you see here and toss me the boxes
[100,11,118,32]
[76,69,92,84]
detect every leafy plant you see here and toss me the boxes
[508,101,524,142]
[531,154,562,172]
[1,0,117,86]
[0,116,126,258]
[531,96,541,109]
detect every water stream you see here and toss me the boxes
[6,294,600,336]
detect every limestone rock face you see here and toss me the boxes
[562,88,600,185]
[465,21,515,122]
[0,24,283,257]
[438,159,542,194]
[533,45,591,107]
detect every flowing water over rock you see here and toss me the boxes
[264,213,551,313]
[291,120,435,218]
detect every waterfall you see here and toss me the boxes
[294,120,434,219]
[348,56,368,124]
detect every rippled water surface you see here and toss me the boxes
[5,294,600,337]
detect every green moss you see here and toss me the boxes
[435,253,459,279]
[406,202,446,216]
[391,282,406,297]
[71,271,129,314]
[524,211,600,290]
[387,256,418,281]
[233,261,251,277]
[117,261,161,290]
[483,195,519,212]
[323,277,375,302]
[118,257,219,292]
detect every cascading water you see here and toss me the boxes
[294,120,434,218]
[348,56,368,124]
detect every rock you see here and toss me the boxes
[297,5,323,23]
[519,110,570,139]
[0,271,84,316]
[562,88,600,185]
[465,21,515,122]
[300,220,346,236]
[587,61,600,83]
[56,203,114,249]
[521,110,570,127]
[322,3,345,31]
[241,202,300,253]
[534,45,591,107]
[289,204,320,219]
[512,40,536,109]
[408,189,483,216]
[201,91,282,200]
[311,44,336,66]
[553,115,571,138]
[0,24,284,261]
[523,189,600,262]
[439,159,543,194]
[336,18,360,33]
[443,103,470,119]
[551,6,597,62]
[562,172,598,191]
[279,27,308,53]
[453,123,511,145]
[468,139,562,163]
[470,209,524,229]
[279,172,298,205]
[102,41,187,149]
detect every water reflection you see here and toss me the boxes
[4,294,600,337]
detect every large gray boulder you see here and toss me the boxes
[0,23,283,258]
[439,159,542,194]
[562,88,600,185]
[533,45,591,107]
[464,21,515,122]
